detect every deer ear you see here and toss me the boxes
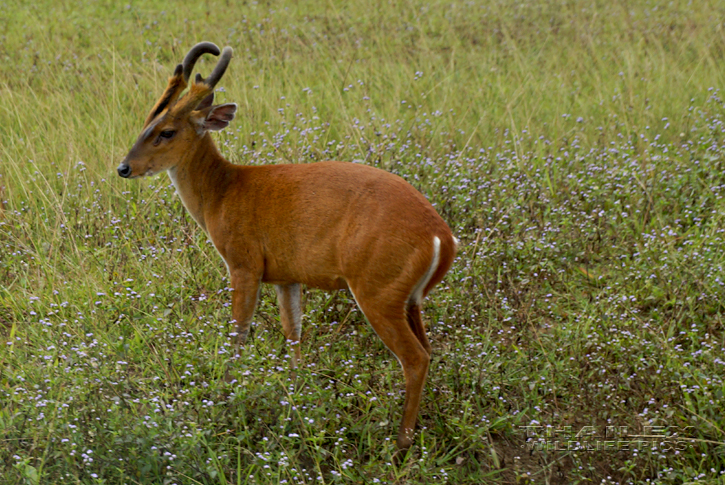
[204,103,237,131]
[192,103,237,133]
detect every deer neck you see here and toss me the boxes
[167,134,232,232]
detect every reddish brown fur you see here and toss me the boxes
[119,43,457,452]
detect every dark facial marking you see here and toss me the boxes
[148,98,172,124]
[146,77,185,123]
[141,118,164,143]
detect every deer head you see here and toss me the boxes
[117,42,237,179]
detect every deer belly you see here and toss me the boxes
[304,275,349,291]
[262,271,349,291]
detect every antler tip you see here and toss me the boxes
[199,46,233,89]
[182,41,222,82]
[193,41,221,56]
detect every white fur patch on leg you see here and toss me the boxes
[408,236,441,305]
[289,284,302,338]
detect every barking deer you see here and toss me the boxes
[117,42,457,451]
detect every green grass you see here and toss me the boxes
[1,0,725,483]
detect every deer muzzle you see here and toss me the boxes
[117,162,132,178]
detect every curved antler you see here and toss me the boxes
[175,46,234,113]
[199,46,232,89]
[182,42,221,82]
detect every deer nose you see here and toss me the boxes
[117,163,132,178]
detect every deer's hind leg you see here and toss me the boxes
[347,282,430,451]
[405,302,431,355]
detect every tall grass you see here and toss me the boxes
[1,0,725,483]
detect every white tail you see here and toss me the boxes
[117,42,457,451]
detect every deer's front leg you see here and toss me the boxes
[275,283,302,368]
[229,269,262,351]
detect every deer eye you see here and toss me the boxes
[154,130,176,146]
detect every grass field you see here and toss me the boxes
[2,0,725,483]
